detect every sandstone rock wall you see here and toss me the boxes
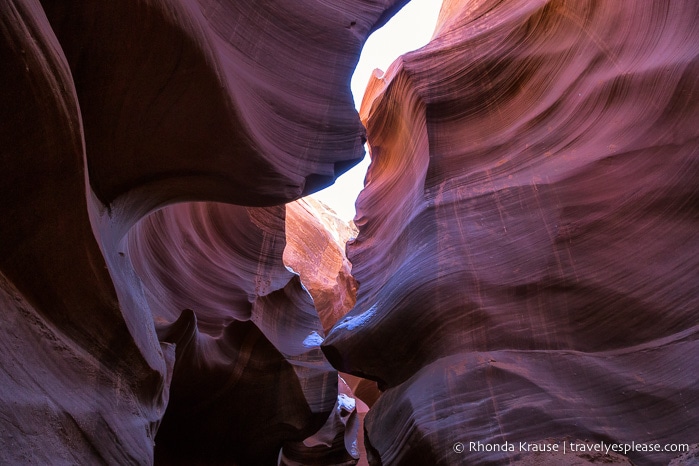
[322,1,699,464]
[0,0,404,463]
[2,0,698,465]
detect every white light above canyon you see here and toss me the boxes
[309,0,442,222]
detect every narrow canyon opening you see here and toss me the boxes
[282,3,444,463]
[308,0,442,222]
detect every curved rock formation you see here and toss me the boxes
[127,203,338,463]
[280,376,365,466]
[323,1,699,464]
[1,0,406,463]
[0,2,170,462]
[39,0,373,210]
[4,0,699,464]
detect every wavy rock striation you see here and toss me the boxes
[323,1,699,464]
[4,0,699,464]
[0,2,170,462]
[1,0,407,463]
[127,203,338,464]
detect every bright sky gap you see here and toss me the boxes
[308,0,442,221]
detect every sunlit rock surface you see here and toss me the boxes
[323,1,699,465]
[283,199,374,465]
[285,198,359,334]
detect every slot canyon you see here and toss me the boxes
[1,1,698,465]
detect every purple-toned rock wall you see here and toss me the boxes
[1,0,697,464]
[322,1,699,464]
[0,0,403,463]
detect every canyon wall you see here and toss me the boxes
[1,0,698,465]
[0,0,403,463]
[322,1,699,465]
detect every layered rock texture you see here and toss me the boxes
[1,0,698,465]
[127,203,337,464]
[0,0,399,463]
[322,0,699,465]
[285,198,359,335]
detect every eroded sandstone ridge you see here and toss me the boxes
[1,0,698,465]
[321,1,699,465]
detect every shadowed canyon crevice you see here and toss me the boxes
[1,0,698,465]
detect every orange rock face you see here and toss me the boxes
[285,198,359,334]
